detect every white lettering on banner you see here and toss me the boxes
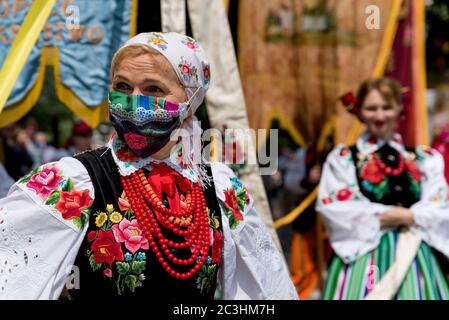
[0,0,104,45]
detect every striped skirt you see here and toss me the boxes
[324,231,449,300]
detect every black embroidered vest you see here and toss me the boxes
[69,148,223,300]
[350,144,421,208]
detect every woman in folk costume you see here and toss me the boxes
[0,32,297,300]
[317,77,449,300]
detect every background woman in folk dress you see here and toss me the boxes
[317,77,449,300]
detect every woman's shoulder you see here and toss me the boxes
[16,157,91,188]
[413,145,441,159]
[323,144,355,166]
[208,162,253,228]
[208,162,246,198]
[410,145,445,172]
[7,157,94,231]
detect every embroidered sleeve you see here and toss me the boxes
[316,145,391,263]
[211,162,298,300]
[410,146,449,258]
[212,163,253,231]
[15,158,94,231]
[0,157,94,299]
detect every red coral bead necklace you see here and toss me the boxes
[373,152,405,176]
[120,167,210,279]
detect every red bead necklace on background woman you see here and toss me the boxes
[120,163,210,279]
[373,152,405,176]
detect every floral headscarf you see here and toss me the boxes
[116,32,210,114]
[112,32,212,184]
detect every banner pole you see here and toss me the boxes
[0,0,57,114]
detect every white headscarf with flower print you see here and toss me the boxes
[117,32,210,114]
[114,32,212,184]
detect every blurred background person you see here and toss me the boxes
[430,86,449,184]
[286,142,333,299]
[0,143,14,198]
[0,123,33,181]
[54,120,94,159]
[318,77,449,300]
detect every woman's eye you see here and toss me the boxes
[364,106,377,112]
[145,86,164,94]
[115,82,132,91]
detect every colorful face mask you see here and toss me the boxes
[108,90,190,158]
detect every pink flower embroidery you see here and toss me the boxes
[112,218,149,254]
[26,166,62,198]
[186,41,196,49]
[103,268,113,278]
[124,133,147,150]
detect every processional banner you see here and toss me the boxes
[0,0,137,127]
[239,0,402,145]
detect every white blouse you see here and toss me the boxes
[0,142,297,300]
[316,133,449,264]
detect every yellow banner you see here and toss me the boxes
[0,0,57,114]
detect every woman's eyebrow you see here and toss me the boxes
[114,74,166,85]
[141,78,166,84]
[113,74,130,82]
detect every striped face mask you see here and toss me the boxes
[108,89,198,158]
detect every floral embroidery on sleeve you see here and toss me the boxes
[18,165,93,229]
[86,193,147,295]
[219,176,251,230]
[317,184,362,208]
[334,145,354,166]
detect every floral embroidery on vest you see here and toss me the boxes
[356,150,421,201]
[86,193,148,294]
[85,190,223,295]
[196,207,223,294]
